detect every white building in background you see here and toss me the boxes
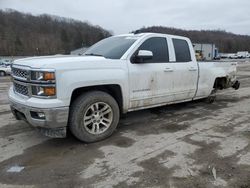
[193,43,218,61]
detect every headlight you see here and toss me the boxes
[31,86,56,97]
[31,71,55,82]
[30,70,56,98]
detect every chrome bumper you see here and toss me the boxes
[10,100,69,138]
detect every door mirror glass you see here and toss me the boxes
[133,50,153,63]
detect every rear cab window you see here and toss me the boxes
[172,39,192,62]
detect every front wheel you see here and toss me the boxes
[0,71,6,77]
[69,91,120,143]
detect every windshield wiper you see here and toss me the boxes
[84,53,103,57]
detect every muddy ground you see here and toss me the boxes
[0,62,250,188]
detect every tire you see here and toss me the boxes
[0,71,6,77]
[69,91,120,143]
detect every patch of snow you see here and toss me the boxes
[7,165,25,173]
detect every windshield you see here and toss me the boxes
[84,36,137,59]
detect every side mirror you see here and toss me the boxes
[132,50,153,63]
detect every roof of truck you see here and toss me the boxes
[116,32,190,41]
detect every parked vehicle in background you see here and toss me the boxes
[0,59,12,66]
[214,55,221,60]
[228,54,238,59]
[220,53,228,59]
[237,51,248,59]
[9,33,240,143]
[0,65,11,76]
[0,60,6,67]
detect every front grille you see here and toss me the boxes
[14,82,29,96]
[12,67,29,80]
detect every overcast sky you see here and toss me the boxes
[1,0,250,35]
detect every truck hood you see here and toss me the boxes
[13,55,119,70]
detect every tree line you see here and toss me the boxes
[134,26,250,53]
[0,9,111,56]
[1,9,250,56]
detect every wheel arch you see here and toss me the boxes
[0,70,6,76]
[213,77,228,90]
[70,84,124,114]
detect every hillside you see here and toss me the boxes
[133,26,250,53]
[0,9,111,56]
[1,10,250,56]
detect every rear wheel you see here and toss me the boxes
[0,71,6,77]
[69,91,120,143]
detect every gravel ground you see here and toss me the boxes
[0,62,249,188]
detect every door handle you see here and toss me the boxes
[164,68,174,72]
[189,67,198,71]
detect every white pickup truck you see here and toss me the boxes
[9,33,240,142]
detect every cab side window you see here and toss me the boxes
[173,39,191,62]
[137,37,169,63]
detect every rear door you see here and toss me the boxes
[128,37,175,109]
[171,38,198,101]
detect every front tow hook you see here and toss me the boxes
[232,80,240,90]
